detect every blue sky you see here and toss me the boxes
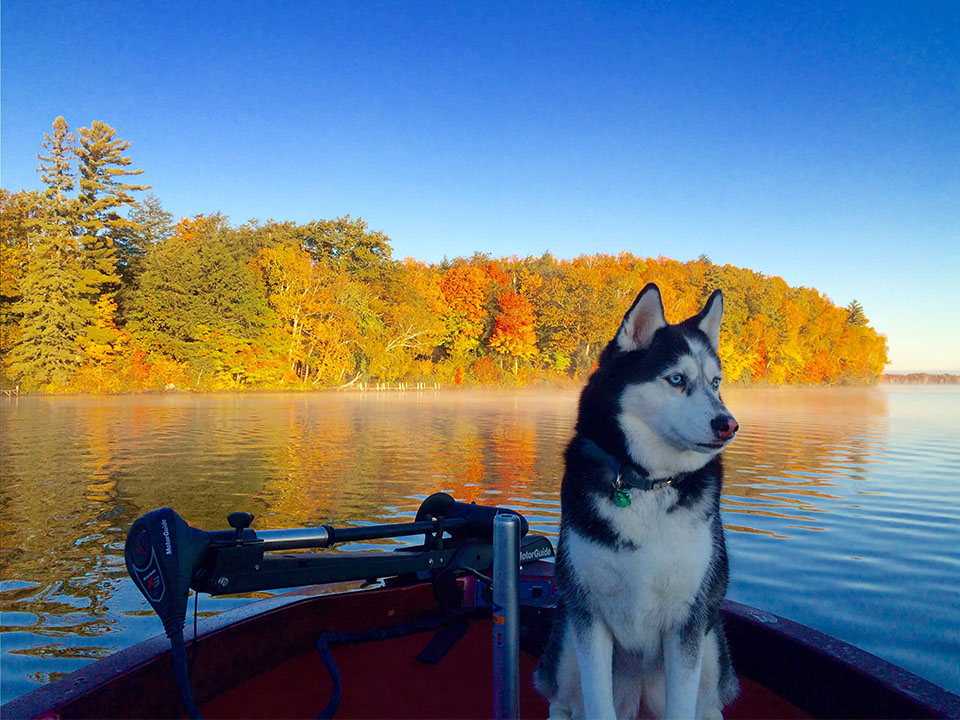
[2,1,958,371]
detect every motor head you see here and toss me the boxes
[124,507,210,638]
[415,492,529,540]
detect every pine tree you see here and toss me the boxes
[5,224,90,389]
[130,216,273,379]
[5,118,90,389]
[114,193,173,286]
[114,193,174,324]
[75,121,149,298]
[846,299,867,326]
[39,117,76,208]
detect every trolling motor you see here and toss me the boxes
[125,508,209,717]
[124,494,549,719]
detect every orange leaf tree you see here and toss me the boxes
[488,288,538,376]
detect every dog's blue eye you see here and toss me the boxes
[666,374,684,387]
[712,377,721,390]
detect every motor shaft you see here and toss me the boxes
[492,512,521,720]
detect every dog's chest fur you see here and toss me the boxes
[564,487,713,657]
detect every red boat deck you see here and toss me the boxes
[8,578,956,719]
[203,620,808,719]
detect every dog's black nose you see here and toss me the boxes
[711,416,739,440]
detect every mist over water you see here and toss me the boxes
[1,386,958,701]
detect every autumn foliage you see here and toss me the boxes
[0,119,889,393]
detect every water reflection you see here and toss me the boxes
[722,388,889,533]
[2,387,959,700]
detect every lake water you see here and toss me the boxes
[1,386,959,704]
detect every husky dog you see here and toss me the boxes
[535,284,740,720]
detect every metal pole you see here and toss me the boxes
[492,512,520,720]
[255,527,331,551]
[246,517,468,552]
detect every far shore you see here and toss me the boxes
[3,376,960,399]
[881,373,960,385]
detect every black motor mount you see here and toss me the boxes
[122,494,550,719]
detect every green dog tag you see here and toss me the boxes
[613,487,631,507]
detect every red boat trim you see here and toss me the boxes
[723,600,960,719]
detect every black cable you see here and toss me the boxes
[190,590,199,677]
[169,628,204,719]
[315,631,342,720]
[315,607,479,719]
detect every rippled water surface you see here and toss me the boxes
[1,386,959,702]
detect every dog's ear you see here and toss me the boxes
[693,289,723,351]
[616,283,667,352]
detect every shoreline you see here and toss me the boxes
[7,379,960,399]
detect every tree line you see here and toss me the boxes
[882,373,959,385]
[0,118,888,393]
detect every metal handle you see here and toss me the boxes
[256,526,332,551]
[492,512,520,720]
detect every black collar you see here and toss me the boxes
[617,463,676,492]
[582,437,682,492]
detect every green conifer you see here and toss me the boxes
[75,121,149,298]
[5,118,91,389]
[5,224,90,389]
[130,215,272,368]
[39,117,76,207]
[114,193,174,323]
[846,300,867,326]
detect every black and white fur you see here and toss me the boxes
[535,284,740,719]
